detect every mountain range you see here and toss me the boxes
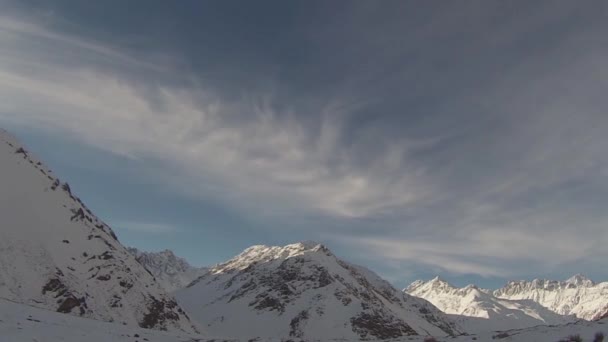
[405,277,576,333]
[494,275,608,321]
[406,274,608,332]
[1,127,607,341]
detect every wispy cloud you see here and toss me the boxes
[0,14,433,219]
[2,3,608,282]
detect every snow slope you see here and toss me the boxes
[127,247,208,292]
[406,277,575,333]
[494,275,608,320]
[2,298,607,342]
[0,298,203,342]
[0,129,198,333]
[176,242,462,341]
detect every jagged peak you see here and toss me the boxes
[244,240,324,250]
[427,276,454,289]
[158,249,177,257]
[463,284,479,290]
[565,274,594,286]
[213,241,332,274]
[128,247,176,258]
[405,276,455,294]
[500,274,595,290]
[431,275,447,282]
[237,241,327,258]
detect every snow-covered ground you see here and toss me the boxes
[0,298,211,342]
[2,298,607,342]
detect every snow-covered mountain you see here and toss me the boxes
[494,275,608,321]
[175,242,462,341]
[0,129,198,333]
[405,277,575,333]
[127,247,208,292]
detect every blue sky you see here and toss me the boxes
[1,1,608,289]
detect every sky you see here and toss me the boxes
[1,0,608,289]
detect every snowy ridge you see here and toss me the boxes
[177,242,462,340]
[127,247,208,292]
[0,129,198,333]
[494,275,608,320]
[405,277,575,333]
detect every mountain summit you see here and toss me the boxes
[176,242,462,340]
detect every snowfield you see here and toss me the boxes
[0,298,202,342]
[2,298,608,342]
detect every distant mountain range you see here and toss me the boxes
[405,277,575,333]
[127,247,208,292]
[493,274,608,321]
[406,274,608,332]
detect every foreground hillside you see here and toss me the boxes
[0,129,198,333]
[176,242,461,340]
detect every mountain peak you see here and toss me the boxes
[127,247,208,292]
[565,274,594,287]
[428,276,453,288]
[223,241,331,274]
[177,243,461,340]
[431,275,447,283]
[404,277,455,295]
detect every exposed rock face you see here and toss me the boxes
[127,248,208,292]
[493,275,608,321]
[0,129,198,333]
[176,242,461,340]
